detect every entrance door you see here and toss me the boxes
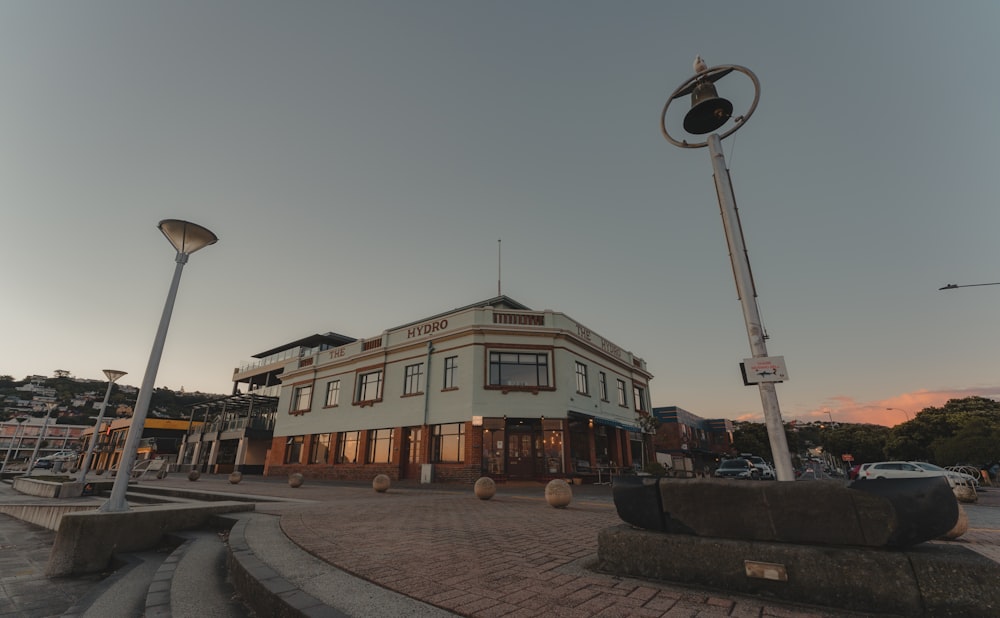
[400,427,422,480]
[506,432,535,479]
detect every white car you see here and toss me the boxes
[913,462,978,487]
[858,461,964,488]
[745,455,776,480]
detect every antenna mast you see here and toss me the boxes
[497,239,502,296]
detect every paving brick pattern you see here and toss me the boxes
[272,487,868,617]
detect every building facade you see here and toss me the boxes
[78,416,199,474]
[1,417,86,472]
[651,405,735,476]
[263,297,654,483]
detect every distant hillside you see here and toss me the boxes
[0,374,226,424]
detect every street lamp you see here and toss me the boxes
[886,407,911,421]
[661,59,795,482]
[939,282,1000,290]
[99,219,217,513]
[79,369,127,487]
[27,403,58,472]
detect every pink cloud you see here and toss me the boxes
[796,387,1000,427]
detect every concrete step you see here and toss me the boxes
[147,529,251,617]
[61,550,167,618]
[222,511,457,617]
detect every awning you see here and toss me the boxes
[593,417,642,432]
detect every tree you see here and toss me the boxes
[931,418,1000,467]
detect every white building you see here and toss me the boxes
[263,296,654,483]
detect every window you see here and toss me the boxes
[291,384,312,413]
[617,379,628,407]
[575,362,589,395]
[310,433,331,464]
[633,385,647,412]
[599,372,608,401]
[403,363,424,395]
[357,370,383,403]
[368,428,394,463]
[443,356,458,389]
[488,352,550,387]
[325,380,340,407]
[284,436,303,464]
[337,431,360,463]
[432,423,465,463]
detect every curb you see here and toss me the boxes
[223,514,348,618]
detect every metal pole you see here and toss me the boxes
[707,133,795,481]
[28,404,57,471]
[79,377,121,486]
[1,418,26,473]
[100,255,186,512]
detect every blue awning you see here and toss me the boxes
[593,417,642,432]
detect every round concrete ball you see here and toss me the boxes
[941,504,969,540]
[373,474,391,493]
[288,472,304,488]
[474,477,496,500]
[187,469,200,481]
[953,485,977,504]
[229,471,243,485]
[545,478,572,509]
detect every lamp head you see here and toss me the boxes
[103,369,127,383]
[683,80,733,135]
[158,219,218,256]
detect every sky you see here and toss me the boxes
[3,2,999,427]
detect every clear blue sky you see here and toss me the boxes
[3,2,998,426]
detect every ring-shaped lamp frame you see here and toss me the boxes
[660,64,761,149]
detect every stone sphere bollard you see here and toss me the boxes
[288,472,304,488]
[229,471,243,484]
[373,474,391,493]
[941,504,969,540]
[953,485,977,504]
[187,469,200,481]
[474,477,496,500]
[545,478,572,509]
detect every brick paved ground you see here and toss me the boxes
[249,480,883,617]
[4,475,999,617]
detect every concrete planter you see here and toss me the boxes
[372,474,390,493]
[941,504,968,539]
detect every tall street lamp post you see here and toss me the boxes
[79,369,127,487]
[661,59,795,481]
[28,403,58,471]
[99,220,217,513]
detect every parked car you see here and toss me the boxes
[745,455,775,480]
[31,450,79,470]
[913,462,978,487]
[42,450,80,462]
[858,461,962,487]
[714,458,760,480]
